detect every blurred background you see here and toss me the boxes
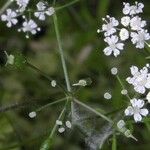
[0,0,150,149]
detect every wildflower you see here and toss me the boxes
[123,2,144,15]
[19,19,40,38]
[29,111,37,118]
[102,15,119,36]
[34,2,55,21]
[111,67,118,75]
[130,16,146,31]
[104,35,124,57]
[16,0,30,12]
[104,92,112,100]
[121,16,130,27]
[125,98,148,122]
[1,9,18,27]
[126,66,150,94]
[119,28,129,41]
[131,30,150,49]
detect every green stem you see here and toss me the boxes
[55,0,79,11]
[36,97,66,112]
[53,13,71,92]
[116,75,131,100]
[27,62,67,94]
[73,99,113,123]
[112,134,117,150]
[0,0,13,15]
[40,100,68,150]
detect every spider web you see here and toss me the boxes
[71,100,113,150]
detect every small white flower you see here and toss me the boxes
[65,121,72,129]
[21,19,39,35]
[126,66,150,94]
[29,111,36,118]
[123,2,144,15]
[121,16,130,27]
[102,16,119,36]
[34,2,55,21]
[104,92,112,100]
[1,9,18,27]
[111,67,118,75]
[119,28,129,41]
[4,51,15,65]
[146,92,150,103]
[16,0,30,12]
[122,3,131,15]
[131,30,150,49]
[130,16,146,31]
[104,35,124,57]
[125,98,148,122]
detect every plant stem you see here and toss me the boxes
[55,0,79,11]
[73,99,113,123]
[27,62,67,94]
[112,134,117,150]
[36,97,66,112]
[0,0,13,15]
[53,13,72,92]
[116,75,131,100]
[40,100,68,150]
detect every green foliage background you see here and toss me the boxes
[0,0,150,149]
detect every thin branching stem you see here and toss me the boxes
[73,99,113,123]
[27,62,67,94]
[55,0,79,11]
[0,0,13,15]
[53,13,72,92]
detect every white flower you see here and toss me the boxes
[22,19,39,35]
[34,2,55,21]
[121,16,130,27]
[126,66,150,94]
[123,3,131,15]
[51,80,57,87]
[4,51,15,65]
[131,30,150,49]
[104,35,124,57]
[146,92,150,103]
[102,16,119,36]
[1,9,18,27]
[125,98,148,122]
[73,79,87,86]
[123,2,144,15]
[130,16,146,31]
[119,28,129,41]
[16,0,29,12]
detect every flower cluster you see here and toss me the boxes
[126,65,150,94]
[98,2,150,57]
[1,0,55,38]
